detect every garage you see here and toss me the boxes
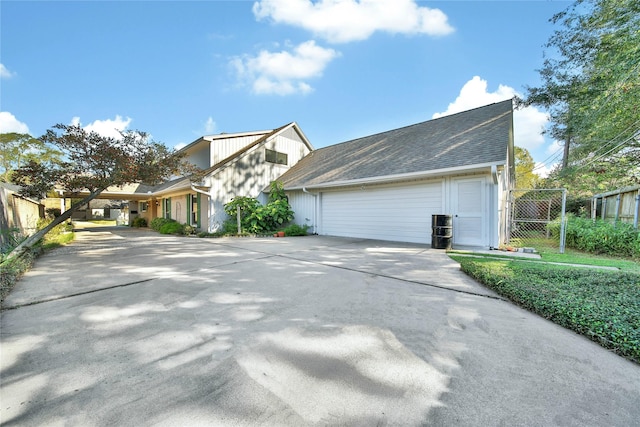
[279,100,514,249]
[320,180,443,245]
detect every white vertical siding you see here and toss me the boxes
[209,135,266,166]
[320,180,443,244]
[204,128,312,232]
[287,191,317,233]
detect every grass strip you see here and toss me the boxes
[454,257,640,364]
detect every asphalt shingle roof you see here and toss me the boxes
[278,100,513,189]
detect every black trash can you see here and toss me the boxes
[431,214,452,250]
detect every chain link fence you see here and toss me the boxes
[508,188,567,253]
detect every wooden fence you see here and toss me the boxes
[1,183,45,250]
[591,185,640,228]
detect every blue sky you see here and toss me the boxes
[1,0,570,176]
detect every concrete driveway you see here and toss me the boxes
[1,226,638,426]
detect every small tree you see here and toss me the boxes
[223,181,294,234]
[7,124,199,259]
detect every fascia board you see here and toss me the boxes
[286,161,505,191]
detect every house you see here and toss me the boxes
[60,101,514,248]
[278,100,515,248]
[96,122,314,231]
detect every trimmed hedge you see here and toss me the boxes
[160,221,184,235]
[150,217,173,232]
[459,258,640,364]
[131,217,147,228]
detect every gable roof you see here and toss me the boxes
[278,100,514,189]
[179,122,313,158]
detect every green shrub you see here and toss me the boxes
[197,231,225,238]
[283,224,309,236]
[459,258,640,363]
[45,207,61,218]
[150,217,172,232]
[549,215,640,258]
[36,218,73,237]
[182,224,196,235]
[1,228,24,256]
[222,219,238,234]
[131,217,147,228]
[159,221,183,235]
[0,250,36,303]
[223,181,294,234]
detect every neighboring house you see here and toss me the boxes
[93,122,313,231]
[0,182,45,249]
[278,100,515,248]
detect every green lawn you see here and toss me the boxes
[86,219,118,226]
[449,247,640,364]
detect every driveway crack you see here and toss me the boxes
[1,278,155,311]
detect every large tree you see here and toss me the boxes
[0,133,62,182]
[7,124,199,260]
[520,0,639,190]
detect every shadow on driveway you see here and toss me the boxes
[1,227,639,426]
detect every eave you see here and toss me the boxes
[285,161,505,191]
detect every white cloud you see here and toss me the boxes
[0,111,30,133]
[232,40,340,95]
[432,76,549,152]
[533,162,553,178]
[70,115,132,139]
[174,142,188,151]
[253,0,454,43]
[204,117,216,134]
[0,64,15,79]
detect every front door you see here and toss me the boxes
[452,177,485,246]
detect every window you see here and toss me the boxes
[265,149,288,165]
[140,202,148,212]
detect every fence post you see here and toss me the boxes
[236,206,242,234]
[634,190,640,229]
[614,193,621,226]
[559,189,567,254]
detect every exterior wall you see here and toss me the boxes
[497,167,510,245]
[287,191,317,233]
[169,195,189,224]
[0,186,44,247]
[287,171,502,247]
[209,135,265,166]
[204,131,312,232]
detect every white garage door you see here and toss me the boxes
[321,181,443,244]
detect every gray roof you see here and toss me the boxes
[278,100,513,189]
